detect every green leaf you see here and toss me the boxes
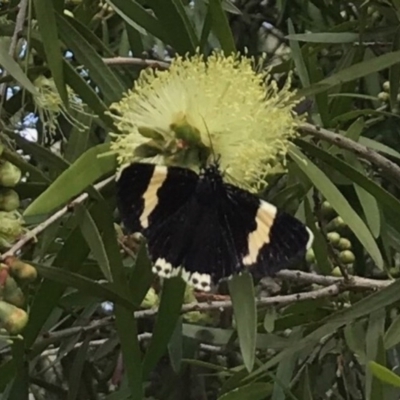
[289,144,383,269]
[369,361,400,388]
[0,43,38,96]
[63,60,114,128]
[263,307,277,333]
[24,144,116,216]
[32,263,136,310]
[389,28,400,111]
[142,277,186,378]
[287,19,310,87]
[56,13,126,104]
[384,314,400,349]
[209,0,236,54]
[168,317,183,373]
[148,0,198,54]
[67,336,90,400]
[115,304,144,399]
[304,197,332,274]
[245,277,400,384]
[359,137,400,161]
[129,241,154,305]
[32,0,68,104]
[299,49,400,98]
[218,383,272,400]
[77,205,112,281]
[24,226,90,347]
[228,273,257,372]
[106,0,168,43]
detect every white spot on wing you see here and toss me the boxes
[242,200,277,266]
[153,259,212,291]
[140,166,168,229]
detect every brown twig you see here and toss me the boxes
[102,57,170,70]
[300,122,400,188]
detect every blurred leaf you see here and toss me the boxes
[32,263,136,310]
[304,197,332,274]
[32,0,68,104]
[389,28,400,111]
[106,0,168,42]
[229,272,257,372]
[286,32,360,43]
[384,315,400,349]
[67,336,90,400]
[24,226,90,347]
[77,205,113,281]
[369,361,400,388]
[263,307,277,333]
[289,144,383,269]
[299,49,400,98]
[218,383,272,400]
[360,137,400,161]
[287,19,310,88]
[142,277,186,378]
[6,341,28,400]
[114,304,144,399]
[24,144,116,216]
[56,13,126,103]
[129,241,154,305]
[245,268,400,384]
[148,0,198,54]
[168,316,183,373]
[209,0,236,54]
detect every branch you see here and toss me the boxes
[0,176,115,260]
[102,57,170,70]
[300,122,400,188]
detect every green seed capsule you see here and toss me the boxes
[339,250,356,264]
[326,216,346,232]
[0,162,21,187]
[327,232,341,245]
[337,238,352,250]
[305,248,315,263]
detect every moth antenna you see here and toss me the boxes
[200,115,218,165]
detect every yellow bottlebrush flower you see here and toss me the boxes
[33,76,93,138]
[109,51,302,191]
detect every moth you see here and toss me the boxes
[116,162,314,291]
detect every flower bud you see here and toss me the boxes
[0,162,21,187]
[339,250,356,264]
[0,189,20,211]
[4,257,37,282]
[0,301,28,334]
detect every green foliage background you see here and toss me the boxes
[1,0,400,399]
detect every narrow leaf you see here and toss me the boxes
[209,0,236,54]
[228,273,257,372]
[369,361,400,388]
[289,144,383,268]
[33,0,68,104]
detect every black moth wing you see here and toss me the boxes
[116,162,198,235]
[116,163,246,291]
[220,182,313,277]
